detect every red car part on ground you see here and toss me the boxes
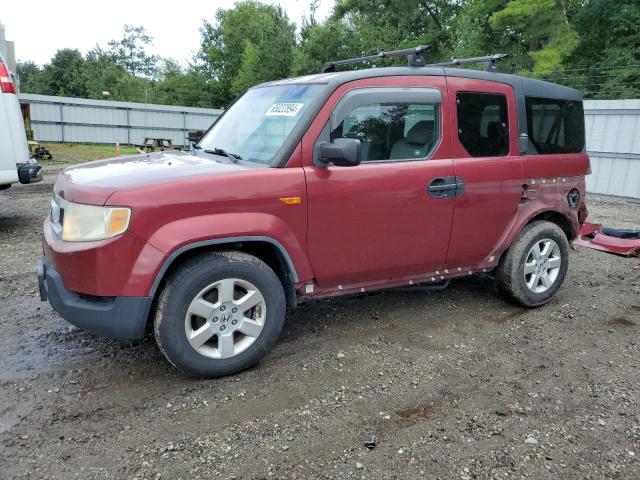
[573,222,640,256]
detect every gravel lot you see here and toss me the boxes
[1,166,639,479]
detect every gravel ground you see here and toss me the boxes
[1,167,639,479]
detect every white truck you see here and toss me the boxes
[0,52,41,190]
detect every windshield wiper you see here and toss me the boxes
[204,147,242,164]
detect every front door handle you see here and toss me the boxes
[427,176,464,199]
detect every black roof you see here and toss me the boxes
[258,66,582,101]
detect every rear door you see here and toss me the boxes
[301,77,456,290]
[443,77,523,270]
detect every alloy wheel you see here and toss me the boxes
[184,278,266,359]
[523,238,562,293]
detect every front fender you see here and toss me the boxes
[144,212,314,287]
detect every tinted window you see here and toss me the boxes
[457,92,509,157]
[330,102,439,162]
[526,97,585,154]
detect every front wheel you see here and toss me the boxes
[154,251,286,378]
[496,220,570,307]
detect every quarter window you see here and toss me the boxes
[525,97,585,154]
[457,92,509,157]
[330,102,440,162]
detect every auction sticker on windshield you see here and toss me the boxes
[265,103,304,117]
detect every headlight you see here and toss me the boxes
[61,202,131,241]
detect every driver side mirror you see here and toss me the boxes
[317,138,361,167]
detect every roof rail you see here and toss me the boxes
[322,45,432,73]
[321,46,508,73]
[427,54,508,72]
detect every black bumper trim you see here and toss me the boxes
[18,163,43,184]
[37,258,152,340]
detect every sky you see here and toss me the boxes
[0,0,334,67]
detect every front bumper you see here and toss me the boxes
[37,257,152,340]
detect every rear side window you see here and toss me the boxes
[525,97,585,154]
[457,92,509,157]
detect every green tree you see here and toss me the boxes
[293,2,363,75]
[450,0,530,73]
[40,49,88,97]
[231,40,261,96]
[16,61,44,93]
[331,0,460,64]
[489,0,580,76]
[558,0,640,98]
[152,60,220,107]
[108,25,159,77]
[198,0,296,104]
[83,46,128,99]
[112,74,154,103]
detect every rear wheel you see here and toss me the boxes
[496,220,569,307]
[154,251,286,378]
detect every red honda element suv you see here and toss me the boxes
[38,47,590,377]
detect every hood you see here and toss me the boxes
[54,150,252,205]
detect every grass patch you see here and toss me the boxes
[38,143,140,165]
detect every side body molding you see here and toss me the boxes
[148,236,300,297]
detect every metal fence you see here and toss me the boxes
[584,99,640,199]
[18,94,223,147]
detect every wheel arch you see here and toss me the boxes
[524,210,576,241]
[149,237,299,309]
[494,209,577,271]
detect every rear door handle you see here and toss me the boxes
[427,176,465,199]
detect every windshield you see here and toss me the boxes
[198,84,323,165]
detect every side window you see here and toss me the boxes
[330,101,440,162]
[525,97,585,154]
[457,92,509,157]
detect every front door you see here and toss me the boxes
[301,77,456,290]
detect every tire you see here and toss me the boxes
[496,220,569,307]
[154,251,286,378]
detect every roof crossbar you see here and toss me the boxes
[427,54,508,72]
[322,45,433,73]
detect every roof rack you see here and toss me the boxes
[321,46,508,73]
[322,45,432,73]
[426,54,508,72]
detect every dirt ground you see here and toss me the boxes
[1,166,639,480]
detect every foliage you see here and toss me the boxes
[293,16,361,75]
[14,1,640,105]
[199,0,296,103]
[332,0,460,60]
[489,0,579,76]
[16,61,43,93]
[37,49,88,97]
[451,0,530,72]
[82,47,128,99]
[107,25,159,77]
[556,0,640,99]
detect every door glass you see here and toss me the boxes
[330,102,440,162]
[525,97,585,154]
[456,92,509,157]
